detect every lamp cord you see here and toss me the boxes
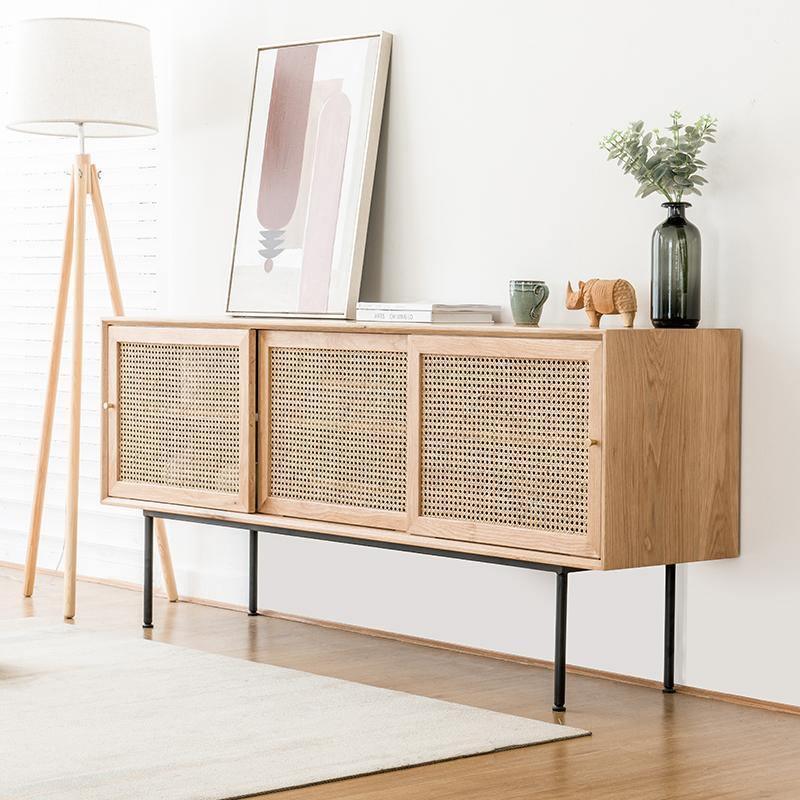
[54,540,66,572]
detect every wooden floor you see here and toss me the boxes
[3,566,799,799]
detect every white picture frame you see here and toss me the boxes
[226,32,392,318]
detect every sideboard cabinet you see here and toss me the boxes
[101,319,741,710]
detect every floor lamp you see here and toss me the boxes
[7,18,178,618]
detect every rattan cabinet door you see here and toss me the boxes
[104,326,256,512]
[408,336,602,558]
[259,331,408,530]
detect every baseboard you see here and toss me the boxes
[0,524,145,589]
[0,559,174,600]
[245,607,800,717]
[3,560,798,717]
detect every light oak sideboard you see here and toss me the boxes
[101,318,741,710]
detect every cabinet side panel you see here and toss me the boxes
[603,329,741,569]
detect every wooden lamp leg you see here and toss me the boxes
[154,518,178,601]
[22,175,76,597]
[88,166,124,313]
[89,165,179,602]
[64,155,89,620]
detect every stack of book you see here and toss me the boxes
[356,302,499,324]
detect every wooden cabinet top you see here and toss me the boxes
[103,316,740,340]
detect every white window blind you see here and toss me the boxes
[0,82,162,574]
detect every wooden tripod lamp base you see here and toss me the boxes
[22,154,178,618]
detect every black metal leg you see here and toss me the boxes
[663,563,676,693]
[143,515,154,629]
[553,567,568,712]
[248,530,258,616]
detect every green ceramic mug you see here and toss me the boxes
[509,280,549,326]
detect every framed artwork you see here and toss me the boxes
[226,32,392,318]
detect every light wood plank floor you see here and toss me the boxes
[2,565,798,799]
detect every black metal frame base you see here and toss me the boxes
[142,515,154,629]
[663,563,676,693]
[141,511,677,711]
[248,530,258,616]
[553,567,569,711]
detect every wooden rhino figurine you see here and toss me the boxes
[565,279,637,328]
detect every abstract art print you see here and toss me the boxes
[227,33,391,317]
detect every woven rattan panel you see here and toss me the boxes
[118,342,241,493]
[421,355,590,536]
[269,348,407,512]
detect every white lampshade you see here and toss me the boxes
[6,17,158,138]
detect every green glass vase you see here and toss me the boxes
[651,202,701,328]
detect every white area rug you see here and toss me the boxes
[1,620,587,799]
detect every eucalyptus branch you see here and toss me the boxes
[600,111,717,203]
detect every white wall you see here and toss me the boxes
[157,0,800,705]
[7,0,799,705]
